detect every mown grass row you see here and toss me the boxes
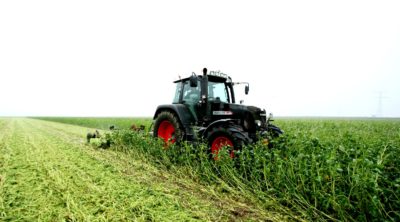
[37,117,400,221]
[33,117,152,130]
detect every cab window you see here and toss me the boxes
[208,82,229,103]
[172,82,182,103]
[182,81,201,104]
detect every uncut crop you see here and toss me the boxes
[105,119,400,221]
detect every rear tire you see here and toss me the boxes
[153,111,183,145]
[206,124,250,159]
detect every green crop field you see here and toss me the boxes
[1,117,399,221]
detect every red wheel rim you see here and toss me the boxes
[211,136,234,159]
[157,120,176,144]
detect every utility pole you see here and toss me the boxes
[376,91,388,117]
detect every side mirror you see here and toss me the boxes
[268,113,274,122]
[190,74,198,87]
[245,85,249,95]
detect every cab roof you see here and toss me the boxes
[173,74,232,83]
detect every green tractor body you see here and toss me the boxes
[153,68,282,155]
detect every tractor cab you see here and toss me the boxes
[172,68,249,126]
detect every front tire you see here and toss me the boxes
[153,111,183,145]
[206,124,250,159]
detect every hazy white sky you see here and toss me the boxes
[1,0,399,117]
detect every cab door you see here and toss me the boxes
[181,80,201,122]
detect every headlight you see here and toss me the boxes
[255,120,262,127]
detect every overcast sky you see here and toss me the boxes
[1,1,399,117]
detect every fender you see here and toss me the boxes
[268,124,284,135]
[153,104,195,127]
[201,118,236,138]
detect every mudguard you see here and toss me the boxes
[153,104,196,136]
[268,124,284,135]
[201,119,236,138]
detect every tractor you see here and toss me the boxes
[152,68,282,157]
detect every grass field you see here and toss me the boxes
[2,117,400,221]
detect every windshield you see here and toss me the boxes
[208,82,229,103]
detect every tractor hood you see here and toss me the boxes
[212,103,266,122]
[229,104,264,115]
